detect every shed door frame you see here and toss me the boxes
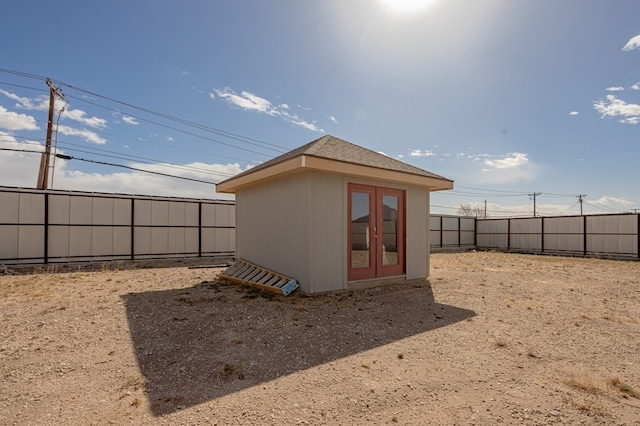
[348,183,405,281]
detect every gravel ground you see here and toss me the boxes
[1,251,639,425]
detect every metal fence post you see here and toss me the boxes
[130,198,135,261]
[198,202,202,258]
[583,215,588,257]
[44,192,49,264]
[541,217,545,253]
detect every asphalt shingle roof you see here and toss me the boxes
[221,135,452,183]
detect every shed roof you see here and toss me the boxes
[216,135,454,193]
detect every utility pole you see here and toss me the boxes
[576,194,587,216]
[484,200,487,219]
[528,192,541,217]
[36,79,65,190]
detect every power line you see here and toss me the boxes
[0,138,234,178]
[61,93,281,157]
[0,67,289,158]
[0,147,219,185]
[0,111,255,166]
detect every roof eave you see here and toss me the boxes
[216,155,454,193]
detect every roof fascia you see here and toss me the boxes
[216,155,454,193]
[304,156,454,191]
[216,156,303,193]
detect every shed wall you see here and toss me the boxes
[306,172,345,293]
[235,172,311,292]
[406,186,430,280]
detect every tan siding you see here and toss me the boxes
[236,173,311,292]
[406,186,429,280]
[308,171,345,293]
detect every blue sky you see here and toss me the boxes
[1,0,639,217]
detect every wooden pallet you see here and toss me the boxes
[218,259,299,296]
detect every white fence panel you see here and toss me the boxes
[429,216,441,247]
[2,187,637,265]
[18,226,44,261]
[544,216,583,253]
[476,219,508,248]
[70,197,93,225]
[442,217,461,246]
[0,226,19,260]
[0,192,19,222]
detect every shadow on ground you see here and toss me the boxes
[121,280,475,416]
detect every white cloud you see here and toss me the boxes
[1,89,108,128]
[569,111,579,116]
[122,115,139,125]
[483,152,529,169]
[0,136,244,199]
[605,86,625,92]
[63,107,107,128]
[57,124,107,145]
[211,87,324,132]
[213,88,275,115]
[471,152,538,184]
[327,115,338,124]
[290,118,322,132]
[0,133,43,186]
[0,89,48,111]
[631,83,640,91]
[593,94,640,125]
[52,160,244,199]
[0,106,40,131]
[594,196,632,206]
[622,34,640,51]
[410,149,436,157]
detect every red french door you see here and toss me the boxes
[348,184,405,281]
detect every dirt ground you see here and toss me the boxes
[0,251,639,425]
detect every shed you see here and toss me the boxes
[216,135,453,294]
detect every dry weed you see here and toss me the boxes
[562,371,605,394]
[608,377,639,399]
[562,393,608,417]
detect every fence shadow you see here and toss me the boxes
[121,280,475,416]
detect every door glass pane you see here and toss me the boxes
[381,195,398,266]
[351,192,370,269]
